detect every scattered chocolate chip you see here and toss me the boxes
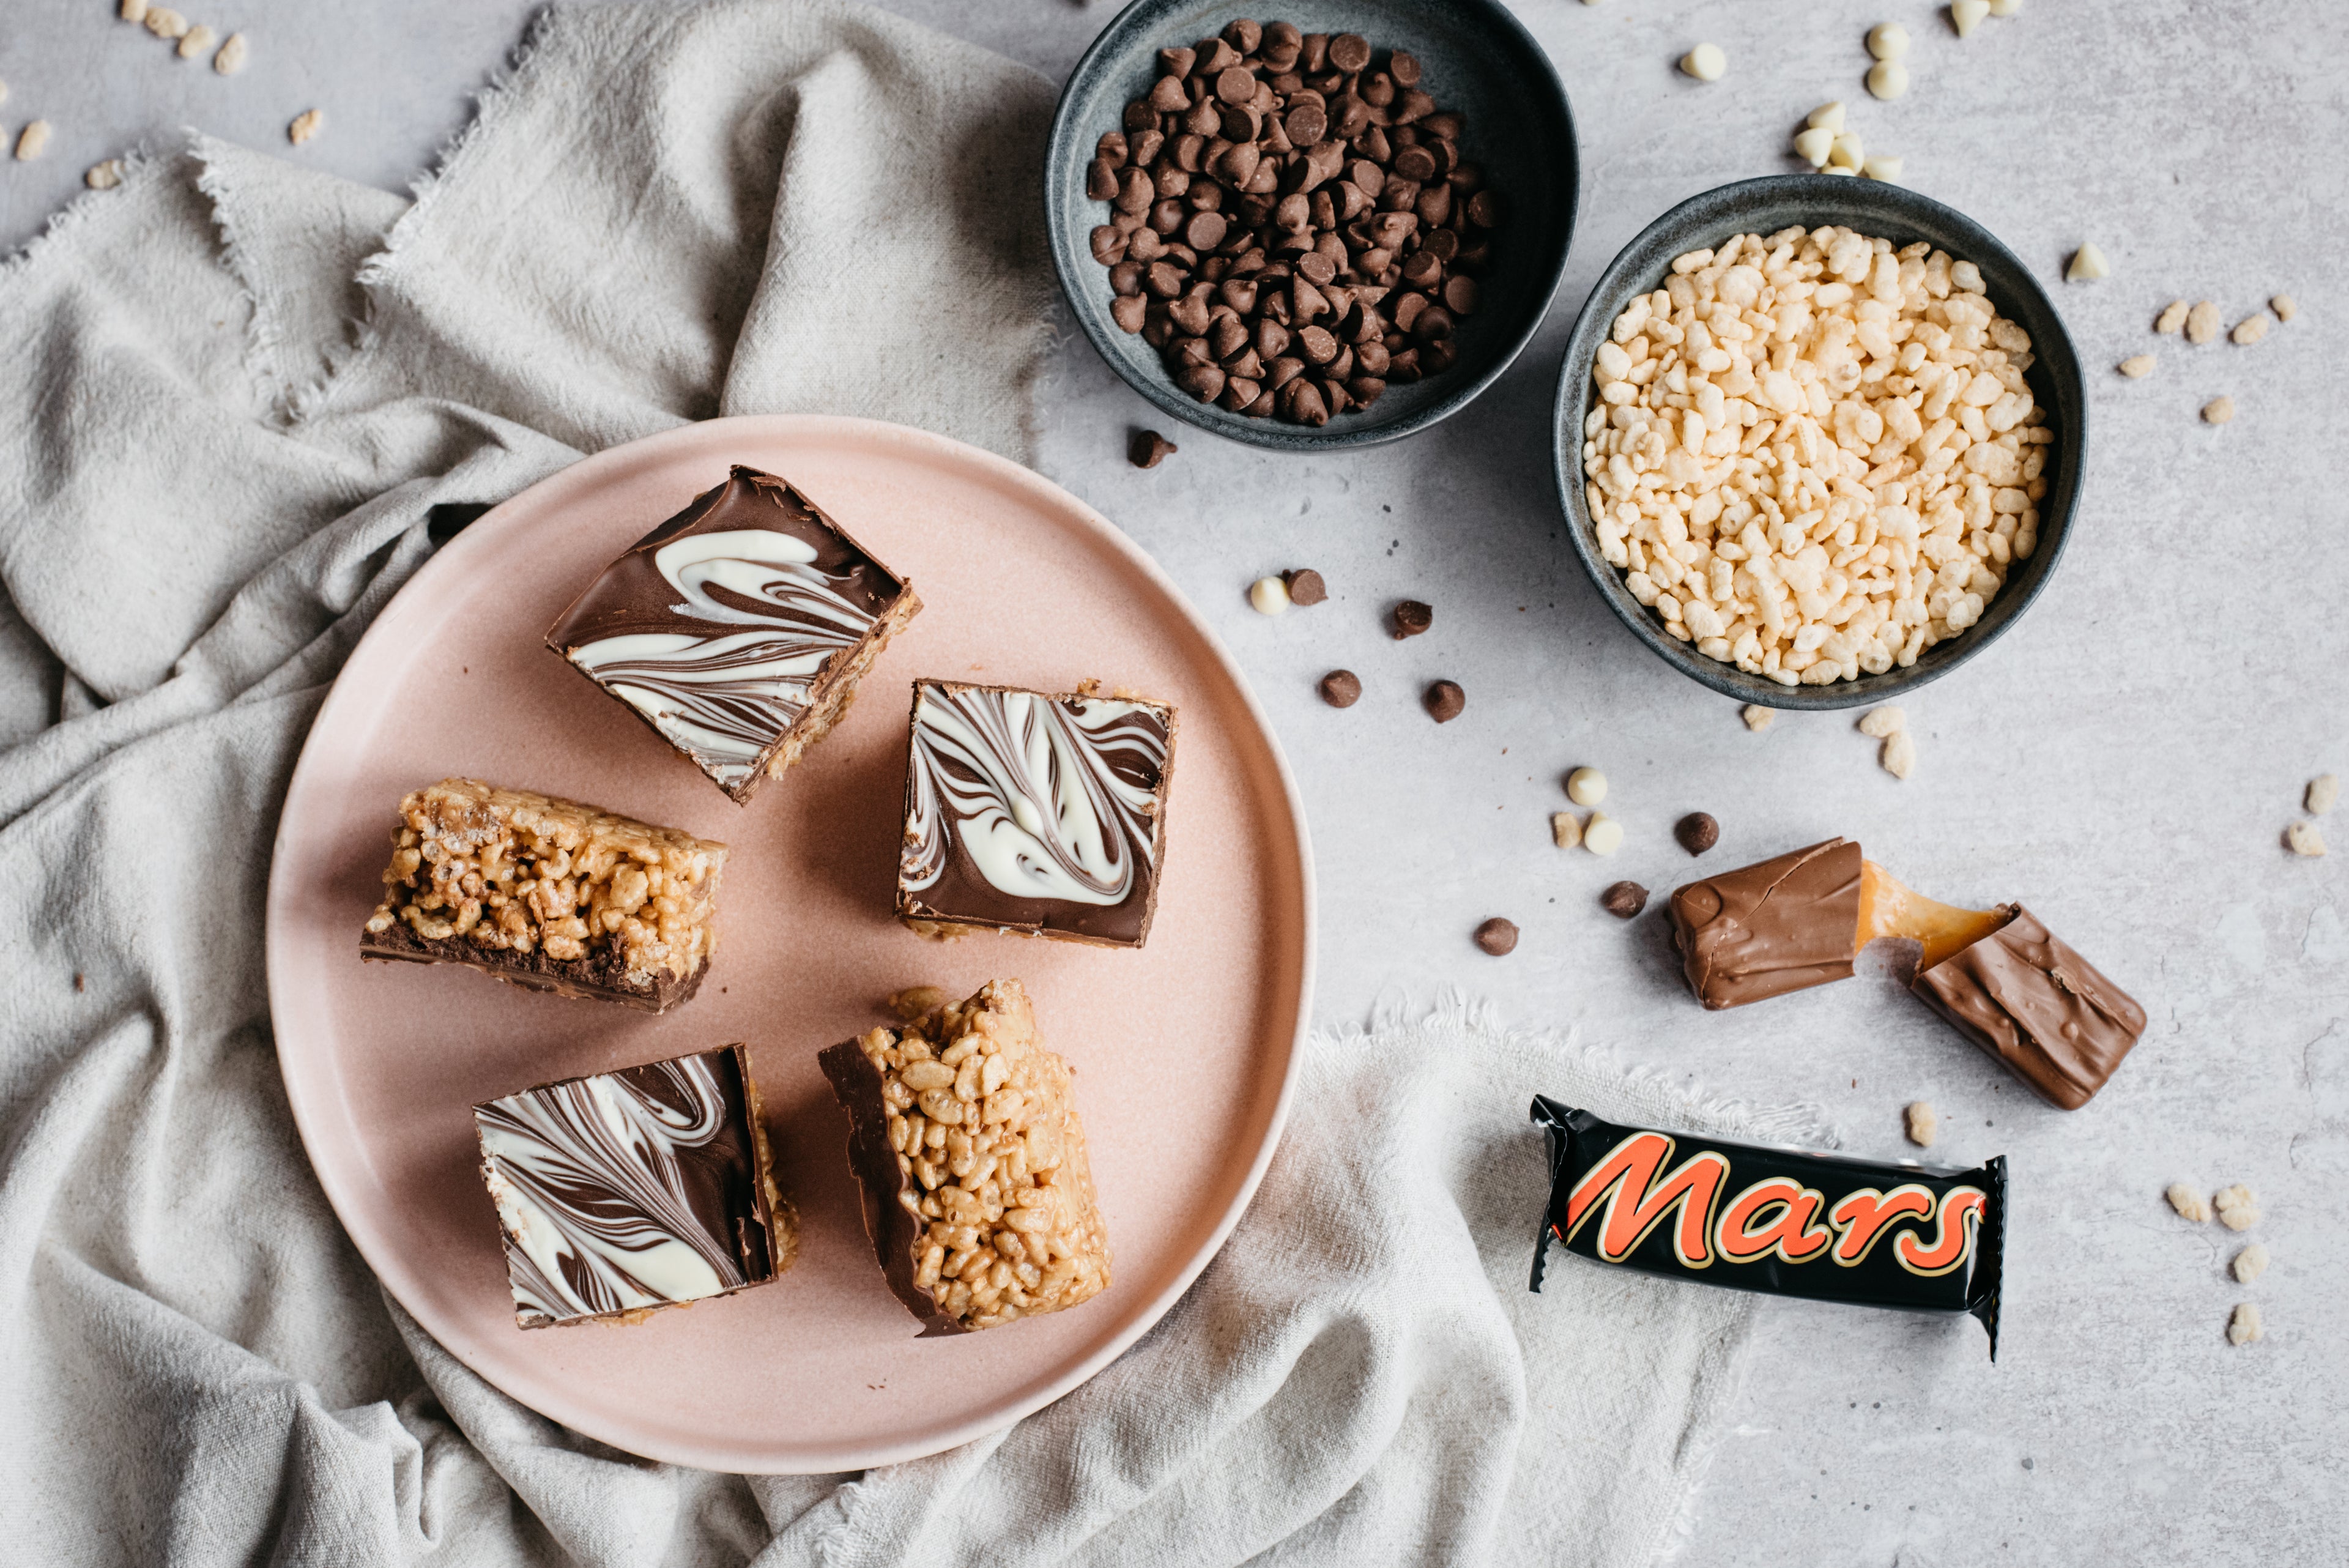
[1475,916,1518,956]
[73,972,87,992]
[1391,599,1433,639]
[1129,429,1178,468]
[1600,881,1649,920]
[1423,678,1464,723]
[1675,812,1720,856]
[1283,567,1327,606]
[1319,668,1361,707]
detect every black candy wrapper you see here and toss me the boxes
[1530,1098,2005,1359]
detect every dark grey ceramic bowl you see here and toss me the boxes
[1046,0,1577,450]
[1551,175,2087,708]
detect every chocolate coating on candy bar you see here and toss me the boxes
[897,680,1176,948]
[473,1044,789,1329]
[1911,905,2147,1110]
[1669,838,1863,1009]
[546,466,918,802]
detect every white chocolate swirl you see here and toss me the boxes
[901,686,1168,908]
[568,530,878,790]
[475,1052,754,1326]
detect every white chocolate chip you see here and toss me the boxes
[2155,299,2190,334]
[84,159,124,190]
[1866,59,1909,100]
[1247,576,1290,615]
[1681,43,1727,82]
[1806,101,1847,133]
[1582,813,1624,856]
[121,0,149,23]
[1551,811,1583,850]
[1858,705,1906,738]
[288,108,325,146]
[1868,23,1912,59]
[1824,166,1857,177]
[1987,0,2022,14]
[2214,1183,2260,1231]
[2233,1243,2269,1284]
[2166,1181,2212,1224]
[2185,300,2221,344]
[2065,243,2110,283]
[178,22,216,59]
[1828,130,1865,170]
[1951,0,1990,37]
[1742,704,1775,733]
[214,31,248,75]
[144,6,190,40]
[1794,127,1836,168]
[1880,730,1917,780]
[1565,767,1608,807]
[2202,395,2235,425]
[2230,314,2269,346]
[2227,1302,2262,1346]
[2271,292,2297,323]
[2308,774,2339,816]
[2286,821,2327,856]
[14,121,50,162]
[1861,155,1904,183]
[2118,354,2156,378]
[1904,1101,1937,1147]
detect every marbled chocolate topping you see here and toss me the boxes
[473,1045,777,1328]
[1669,838,1864,1009]
[547,466,909,796]
[897,680,1173,947]
[1910,905,2147,1110]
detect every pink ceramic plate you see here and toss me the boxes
[266,416,1313,1472]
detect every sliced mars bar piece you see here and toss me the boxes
[818,978,1110,1335]
[1910,906,2147,1110]
[895,680,1176,948]
[1669,841,2014,1010]
[546,465,921,804]
[473,1042,793,1328]
[1668,838,1866,1008]
[359,778,725,1013]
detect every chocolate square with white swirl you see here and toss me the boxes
[897,680,1176,948]
[473,1043,795,1329]
[547,466,921,804]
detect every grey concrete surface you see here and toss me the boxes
[5,2,2343,1564]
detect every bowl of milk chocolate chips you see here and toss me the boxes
[357,465,1173,1337]
[1047,1,1578,448]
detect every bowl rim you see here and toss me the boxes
[1548,173,2088,710]
[1045,0,1581,451]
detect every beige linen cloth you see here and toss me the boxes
[0,3,1809,1562]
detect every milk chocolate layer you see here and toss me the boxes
[1669,838,1863,1009]
[817,1038,964,1336]
[362,918,705,1012]
[1911,905,2147,1110]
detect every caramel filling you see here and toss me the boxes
[1857,860,2011,972]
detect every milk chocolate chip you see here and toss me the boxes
[1475,916,1518,956]
[1392,599,1433,639]
[1675,812,1720,856]
[1282,567,1328,606]
[1600,881,1649,920]
[1319,668,1361,707]
[1129,429,1178,468]
[1424,679,1465,723]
